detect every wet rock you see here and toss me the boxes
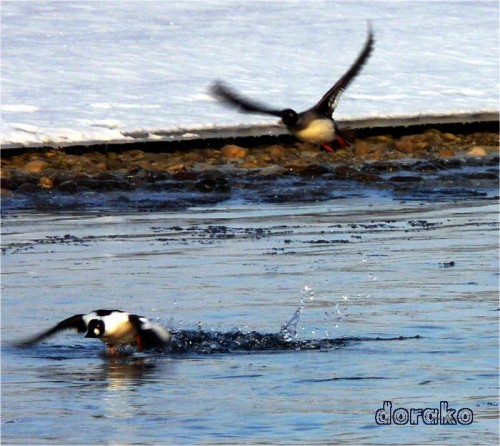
[129,168,167,182]
[372,135,393,144]
[333,165,359,180]
[221,144,248,159]
[466,132,499,146]
[394,134,430,154]
[354,172,381,183]
[24,159,50,173]
[105,157,125,170]
[362,161,401,173]
[354,140,371,156]
[268,145,285,161]
[284,160,310,172]
[0,166,12,179]
[442,132,458,142]
[128,176,146,188]
[58,180,79,193]
[0,176,12,190]
[1,188,15,198]
[462,172,498,180]
[412,161,442,172]
[438,148,455,158]
[195,177,230,193]
[8,155,28,167]
[394,136,414,153]
[467,146,488,156]
[424,128,444,145]
[485,155,499,166]
[239,157,260,169]
[298,164,330,177]
[38,176,55,189]
[433,158,463,169]
[17,182,38,193]
[91,161,107,171]
[167,164,186,173]
[389,175,423,183]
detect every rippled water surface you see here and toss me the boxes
[1,193,498,444]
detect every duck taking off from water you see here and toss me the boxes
[18,309,170,355]
[211,24,374,152]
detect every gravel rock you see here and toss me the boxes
[221,144,248,159]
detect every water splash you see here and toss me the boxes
[163,330,420,355]
[279,305,303,342]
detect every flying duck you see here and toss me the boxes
[211,25,374,152]
[18,309,170,355]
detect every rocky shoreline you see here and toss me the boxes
[1,126,498,212]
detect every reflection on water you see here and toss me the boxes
[1,195,498,444]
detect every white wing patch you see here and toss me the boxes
[139,317,170,342]
[328,90,343,114]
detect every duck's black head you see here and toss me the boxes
[280,109,299,127]
[85,319,105,338]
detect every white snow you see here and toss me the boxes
[1,1,498,147]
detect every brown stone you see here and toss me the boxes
[104,158,124,170]
[373,135,393,144]
[94,162,108,171]
[43,150,60,159]
[24,159,50,173]
[354,140,371,156]
[394,136,414,153]
[167,164,186,173]
[0,167,12,179]
[239,160,260,169]
[38,176,55,189]
[467,146,487,156]
[268,145,285,161]
[221,145,248,159]
[438,148,455,158]
[442,133,458,142]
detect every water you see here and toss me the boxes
[2,193,498,444]
[2,2,498,442]
[2,1,499,146]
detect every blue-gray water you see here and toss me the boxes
[1,192,498,444]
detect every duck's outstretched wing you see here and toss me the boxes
[312,24,374,117]
[211,81,283,117]
[16,314,86,347]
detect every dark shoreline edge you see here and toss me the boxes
[2,111,498,156]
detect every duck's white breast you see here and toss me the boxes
[292,119,335,145]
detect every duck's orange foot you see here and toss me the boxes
[107,344,118,356]
[134,334,144,352]
[321,143,335,153]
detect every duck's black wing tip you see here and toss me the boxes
[14,313,86,348]
[210,81,283,117]
[313,22,375,117]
